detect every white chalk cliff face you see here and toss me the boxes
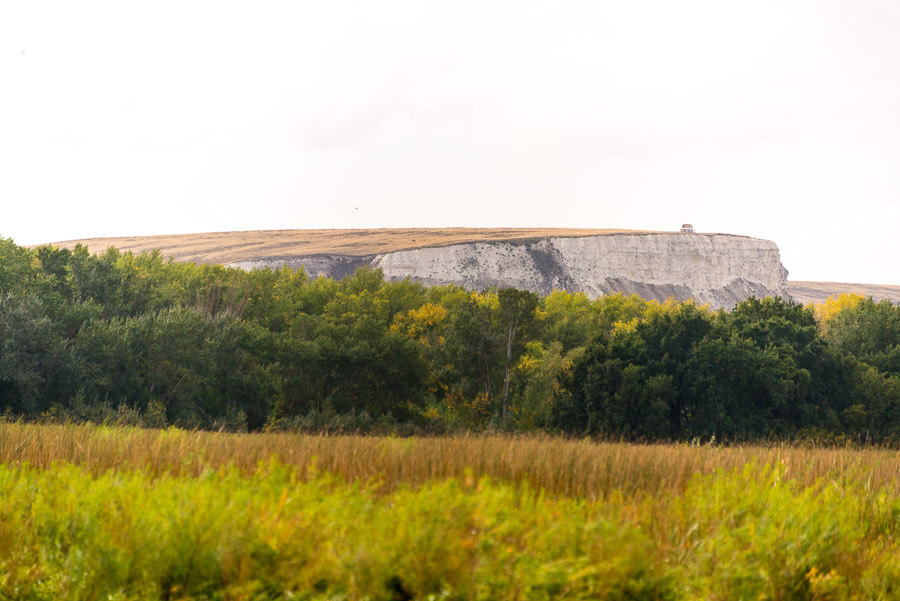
[230,233,791,310]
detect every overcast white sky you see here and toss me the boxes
[2,1,899,283]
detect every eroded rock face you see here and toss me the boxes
[229,233,791,310]
[229,254,371,280]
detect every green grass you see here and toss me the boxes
[3,460,900,600]
[3,424,900,599]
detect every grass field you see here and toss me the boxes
[1,423,900,498]
[38,228,659,265]
[4,423,900,599]
[787,280,900,305]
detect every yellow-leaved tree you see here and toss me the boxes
[811,293,865,332]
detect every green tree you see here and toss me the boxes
[0,237,37,295]
[70,317,143,410]
[272,280,429,421]
[444,291,502,410]
[683,334,805,439]
[537,290,601,352]
[125,308,274,429]
[497,288,538,420]
[825,298,900,377]
[0,293,63,414]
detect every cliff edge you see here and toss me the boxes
[231,232,791,310]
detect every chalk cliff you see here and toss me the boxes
[230,233,791,310]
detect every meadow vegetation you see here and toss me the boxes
[2,424,900,599]
[3,422,900,498]
[7,236,900,598]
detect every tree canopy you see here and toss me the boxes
[0,236,897,441]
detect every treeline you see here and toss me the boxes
[1,236,899,441]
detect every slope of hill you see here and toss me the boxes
[43,228,655,264]
[47,228,898,306]
[38,228,795,310]
[787,281,900,305]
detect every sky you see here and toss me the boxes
[1,1,899,284]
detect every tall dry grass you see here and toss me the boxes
[41,227,656,263]
[2,422,899,499]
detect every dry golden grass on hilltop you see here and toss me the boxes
[2,422,899,500]
[787,280,900,305]
[36,228,659,264]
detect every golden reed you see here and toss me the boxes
[0,422,896,499]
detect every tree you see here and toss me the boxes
[683,334,804,439]
[497,288,538,420]
[537,290,600,352]
[445,292,502,406]
[510,341,584,430]
[811,293,864,331]
[70,316,143,410]
[0,237,36,295]
[124,308,274,429]
[273,283,429,420]
[632,302,714,437]
[0,293,63,414]
[391,302,451,400]
[824,298,900,377]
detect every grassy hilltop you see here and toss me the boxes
[42,228,655,264]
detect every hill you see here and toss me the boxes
[36,228,898,306]
[43,228,656,264]
[786,281,900,305]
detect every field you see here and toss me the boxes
[787,280,900,305]
[4,424,900,599]
[38,228,657,265]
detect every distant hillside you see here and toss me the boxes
[41,228,656,264]
[36,228,785,310]
[787,281,900,305]
[37,228,898,306]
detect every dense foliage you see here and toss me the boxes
[5,442,900,600]
[2,236,900,440]
[7,424,900,599]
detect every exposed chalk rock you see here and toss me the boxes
[231,254,370,280]
[228,233,791,310]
